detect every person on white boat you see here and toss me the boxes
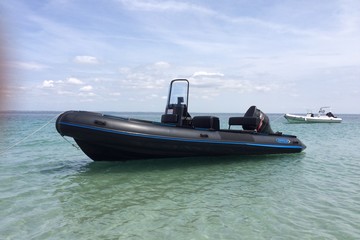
[326,112,335,118]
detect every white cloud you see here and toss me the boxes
[73,56,99,64]
[13,61,49,71]
[41,80,54,88]
[39,80,63,89]
[254,85,273,92]
[153,61,170,69]
[119,67,131,74]
[118,0,214,14]
[338,0,360,34]
[143,61,171,71]
[80,85,93,91]
[57,90,73,95]
[78,92,96,97]
[191,71,224,78]
[110,92,121,96]
[117,62,170,90]
[67,77,84,85]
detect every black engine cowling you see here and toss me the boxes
[244,106,273,134]
[228,106,274,134]
[256,109,273,134]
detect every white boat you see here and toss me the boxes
[284,107,342,123]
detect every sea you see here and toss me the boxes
[1,111,359,240]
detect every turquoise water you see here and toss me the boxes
[1,112,360,239]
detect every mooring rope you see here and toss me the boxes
[61,135,80,150]
[271,114,285,123]
[0,113,72,155]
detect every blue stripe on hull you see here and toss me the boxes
[60,122,303,150]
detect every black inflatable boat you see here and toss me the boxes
[56,79,306,161]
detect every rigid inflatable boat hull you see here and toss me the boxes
[56,111,306,161]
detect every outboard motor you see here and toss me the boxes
[255,109,273,134]
[228,106,274,134]
[243,106,273,134]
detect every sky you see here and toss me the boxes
[1,0,359,113]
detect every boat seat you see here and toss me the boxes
[228,117,259,130]
[162,99,192,126]
[228,106,274,134]
[192,116,220,130]
[228,106,259,130]
[161,114,178,124]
